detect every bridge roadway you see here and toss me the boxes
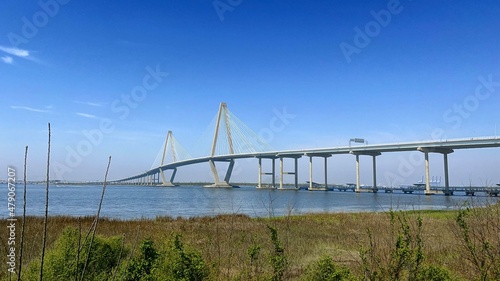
[114,136,500,195]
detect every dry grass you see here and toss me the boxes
[1,204,499,280]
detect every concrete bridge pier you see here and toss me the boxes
[351,151,381,193]
[205,159,234,188]
[160,168,178,187]
[256,157,277,188]
[417,147,454,195]
[305,153,332,190]
[277,154,302,189]
[372,155,378,193]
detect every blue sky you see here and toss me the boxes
[1,0,499,185]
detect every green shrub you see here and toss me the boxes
[415,265,453,281]
[153,234,209,281]
[238,242,264,280]
[268,226,288,281]
[360,211,425,280]
[455,205,500,281]
[124,238,159,281]
[301,255,355,281]
[23,227,123,281]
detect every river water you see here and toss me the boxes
[2,184,498,219]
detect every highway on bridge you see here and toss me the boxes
[115,136,500,195]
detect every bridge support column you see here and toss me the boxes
[324,156,328,190]
[257,157,276,188]
[350,151,381,193]
[355,154,360,192]
[257,157,278,189]
[424,152,430,194]
[294,157,299,189]
[277,155,302,189]
[272,158,276,188]
[280,157,284,189]
[309,156,313,190]
[372,155,378,193]
[418,147,454,195]
[258,158,262,188]
[306,153,332,190]
[443,153,451,195]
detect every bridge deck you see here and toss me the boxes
[115,137,500,183]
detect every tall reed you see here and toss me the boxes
[79,156,112,280]
[39,123,51,281]
[18,145,28,280]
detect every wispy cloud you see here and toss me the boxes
[1,56,13,64]
[11,105,50,113]
[73,100,105,107]
[0,46,29,57]
[0,46,39,64]
[75,112,98,119]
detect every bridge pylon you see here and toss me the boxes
[159,130,179,186]
[205,102,235,187]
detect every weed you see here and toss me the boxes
[23,227,123,281]
[301,255,355,281]
[123,238,158,281]
[454,204,500,280]
[268,226,288,281]
[153,234,209,281]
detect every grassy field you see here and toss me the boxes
[1,203,499,280]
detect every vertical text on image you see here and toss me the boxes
[7,167,17,273]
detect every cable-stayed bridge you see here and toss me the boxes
[114,102,500,196]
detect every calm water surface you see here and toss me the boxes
[3,184,498,219]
